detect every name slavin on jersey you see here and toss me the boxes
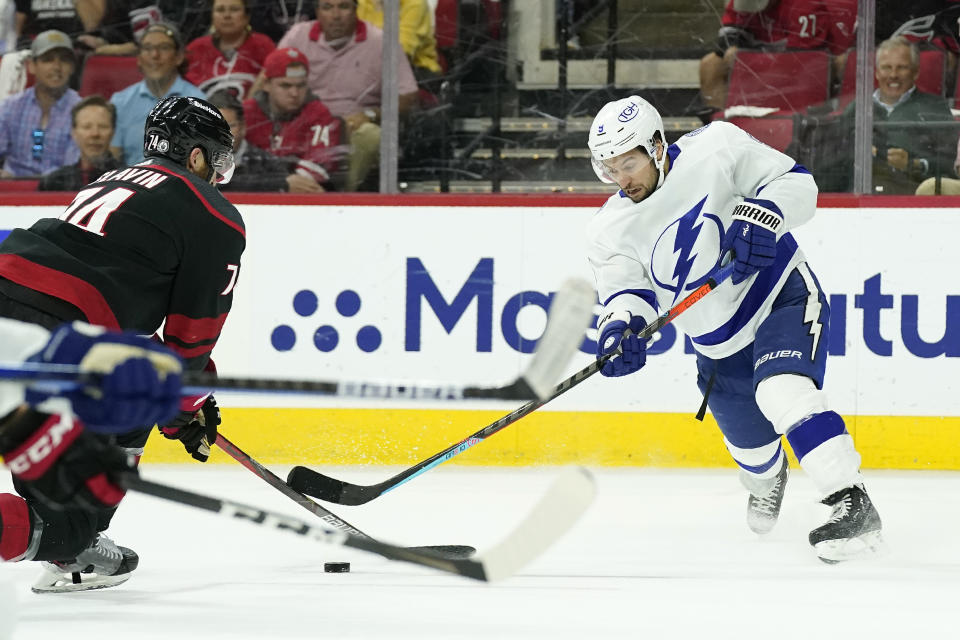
[754,349,803,369]
[731,203,782,232]
[93,167,169,189]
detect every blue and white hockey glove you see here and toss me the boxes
[596,310,648,377]
[25,322,183,434]
[722,198,783,285]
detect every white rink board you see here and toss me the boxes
[0,205,957,417]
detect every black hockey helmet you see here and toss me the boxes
[143,96,235,184]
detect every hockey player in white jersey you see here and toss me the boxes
[585,96,882,563]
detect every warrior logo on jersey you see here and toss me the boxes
[650,196,723,303]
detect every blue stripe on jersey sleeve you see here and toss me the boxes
[691,234,798,347]
[756,163,811,196]
[603,288,659,312]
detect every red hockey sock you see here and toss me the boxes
[0,493,31,561]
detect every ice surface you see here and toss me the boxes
[3,465,959,639]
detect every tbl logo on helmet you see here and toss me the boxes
[618,102,640,122]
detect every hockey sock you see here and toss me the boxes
[726,438,783,478]
[785,411,863,496]
[0,493,32,561]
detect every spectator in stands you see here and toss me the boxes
[81,2,209,56]
[109,22,205,165]
[698,0,857,113]
[13,0,105,48]
[243,47,345,191]
[0,30,79,177]
[209,89,319,192]
[38,94,121,190]
[185,0,276,99]
[277,0,418,190]
[916,135,960,195]
[826,37,955,194]
[86,1,308,56]
[356,0,441,80]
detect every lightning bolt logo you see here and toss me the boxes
[797,263,823,358]
[650,197,722,302]
[671,199,707,303]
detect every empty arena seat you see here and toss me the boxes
[79,56,140,99]
[726,50,831,112]
[727,115,796,152]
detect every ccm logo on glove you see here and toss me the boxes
[4,416,78,479]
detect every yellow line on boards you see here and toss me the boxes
[140,408,960,470]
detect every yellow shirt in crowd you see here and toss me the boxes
[357,0,442,74]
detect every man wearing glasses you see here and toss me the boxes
[0,30,80,178]
[109,22,205,165]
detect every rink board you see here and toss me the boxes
[1,194,958,469]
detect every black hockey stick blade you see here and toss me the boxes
[288,261,736,506]
[123,466,595,582]
[214,434,475,560]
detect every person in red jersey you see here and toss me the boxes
[185,0,277,99]
[699,0,857,111]
[243,47,346,190]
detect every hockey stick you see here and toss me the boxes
[0,278,595,402]
[288,261,736,506]
[214,433,476,559]
[122,466,595,582]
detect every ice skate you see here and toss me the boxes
[32,533,139,594]
[741,455,789,535]
[809,484,883,564]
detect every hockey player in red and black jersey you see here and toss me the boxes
[0,95,244,593]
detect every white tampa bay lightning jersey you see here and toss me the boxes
[586,121,819,359]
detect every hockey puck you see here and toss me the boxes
[324,562,350,573]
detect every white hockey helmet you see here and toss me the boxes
[587,96,666,187]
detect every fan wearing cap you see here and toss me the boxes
[108,21,206,165]
[0,30,80,177]
[277,0,419,190]
[243,47,346,191]
[698,0,857,112]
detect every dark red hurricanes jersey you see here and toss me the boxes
[243,93,346,184]
[722,0,857,54]
[0,158,245,372]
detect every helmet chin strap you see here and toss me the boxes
[653,143,667,189]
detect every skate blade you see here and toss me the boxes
[814,530,885,564]
[747,514,778,535]
[31,571,131,594]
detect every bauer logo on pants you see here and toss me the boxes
[754,349,803,370]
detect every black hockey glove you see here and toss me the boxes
[0,408,135,512]
[159,396,220,462]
